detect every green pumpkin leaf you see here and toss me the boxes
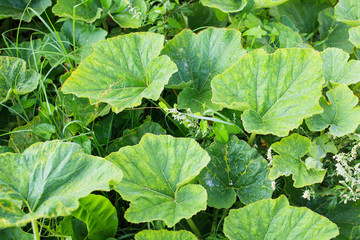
[57,217,88,240]
[200,0,247,13]
[58,71,111,125]
[8,116,43,152]
[106,134,210,227]
[0,56,40,104]
[317,8,354,54]
[212,48,324,137]
[162,28,246,113]
[269,134,326,188]
[316,201,360,240]
[135,230,197,240]
[253,0,289,8]
[0,227,33,240]
[321,48,360,85]
[52,0,102,23]
[270,0,330,34]
[350,26,360,48]
[335,0,360,27]
[108,121,166,152]
[61,20,108,59]
[0,0,52,22]
[0,141,123,228]
[62,33,177,113]
[306,85,360,137]
[224,195,339,240]
[71,194,118,240]
[199,135,272,209]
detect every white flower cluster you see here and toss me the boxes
[334,142,360,203]
[302,189,315,201]
[165,108,199,129]
[124,0,141,19]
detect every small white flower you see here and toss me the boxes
[302,190,313,201]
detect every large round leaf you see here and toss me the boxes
[321,48,360,85]
[0,56,40,104]
[0,141,123,228]
[306,85,360,137]
[335,0,360,27]
[200,0,247,12]
[162,28,246,113]
[350,26,360,48]
[269,134,326,188]
[0,0,52,22]
[212,48,324,137]
[135,230,197,240]
[62,33,177,113]
[106,134,210,227]
[199,135,273,209]
[223,195,339,240]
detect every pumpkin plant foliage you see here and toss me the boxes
[0,141,123,228]
[62,32,177,113]
[2,0,360,238]
[224,195,339,240]
[161,27,246,113]
[212,48,324,137]
[106,134,210,227]
[199,135,273,209]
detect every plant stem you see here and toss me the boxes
[211,209,219,233]
[186,218,201,237]
[158,96,172,109]
[32,220,40,240]
[248,132,256,146]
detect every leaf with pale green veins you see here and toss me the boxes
[224,195,339,240]
[321,48,360,85]
[199,135,272,209]
[0,141,123,228]
[62,32,177,113]
[0,0,52,22]
[162,28,246,113]
[70,194,118,240]
[135,230,197,240]
[0,56,40,104]
[212,48,324,137]
[52,0,102,23]
[350,26,360,48]
[269,134,326,188]
[200,0,247,12]
[106,134,210,227]
[306,85,360,137]
[335,0,360,27]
